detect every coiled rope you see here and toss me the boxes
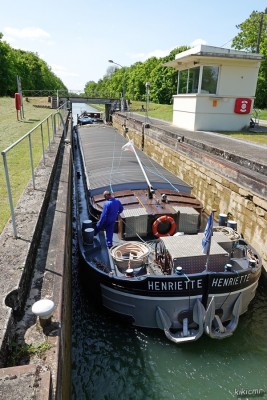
[110,242,151,269]
[213,226,241,240]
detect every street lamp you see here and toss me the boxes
[108,59,125,111]
[145,82,150,125]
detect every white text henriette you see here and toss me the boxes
[147,275,250,291]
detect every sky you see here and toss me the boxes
[1,0,266,91]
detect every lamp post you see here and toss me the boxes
[145,82,150,125]
[256,10,266,53]
[108,59,126,111]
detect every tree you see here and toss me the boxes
[0,32,67,96]
[232,10,267,108]
[232,10,267,52]
[83,46,189,104]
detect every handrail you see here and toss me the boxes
[1,105,67,238]
[1,115,54,155]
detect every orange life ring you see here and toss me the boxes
[152,215,176,238]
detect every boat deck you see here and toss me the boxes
[78,125,192,195]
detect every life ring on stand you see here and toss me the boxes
[152,215,176,238]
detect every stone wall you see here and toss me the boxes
[113,114,267,273]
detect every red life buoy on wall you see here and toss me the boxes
[15,93,21,111]
[152,215,176,238]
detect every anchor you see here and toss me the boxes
[204,293,242,339]
[156,299,206,343]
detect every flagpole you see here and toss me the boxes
[123,139,155,198]
[204,209,216,271]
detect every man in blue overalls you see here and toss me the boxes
[94,191,124,247]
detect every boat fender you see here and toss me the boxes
[152,215,176,238]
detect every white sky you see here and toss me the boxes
[1,0,266,91]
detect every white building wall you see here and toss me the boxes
[172,96,197,130]
[168,45,261,132]
[218,63,260,97]
[173,95,253,131]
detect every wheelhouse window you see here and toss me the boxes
[177,65,219,94]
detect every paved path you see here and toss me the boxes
[126,111,267,172]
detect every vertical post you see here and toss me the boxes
[2,152,17,237]
[40,123,46,165]
[122,75,126,112]
[53,112,66,138]
[141,123,145,151]
[51,114,55,140]
[28,133,36,189]
[53,114,56,138]
[145,82,150,125]
[108,60,126,111]
[256,12,264,53]
[17,75,25,119]
[47,118,51,147]
[204,209,216,271]
[46,118,51,151]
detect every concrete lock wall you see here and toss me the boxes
[113,114,267,273]
[0,112,72,399]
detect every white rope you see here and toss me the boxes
[213,226,241,240]
[110,241,150,269]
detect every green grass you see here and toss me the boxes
[216,131,267,145]
[0,97,54,232]
[92,101,174,121]
[9,340,52,366]
[129,101,173,121]
[253,108,266,120]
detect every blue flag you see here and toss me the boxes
[202,212,213,255]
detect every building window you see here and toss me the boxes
[188,67,200,93]
[201,66,219,94]
[177,65,219,94]
[177,70,188,94]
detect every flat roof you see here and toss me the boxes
[164,44,263,69]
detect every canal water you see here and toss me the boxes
[72,102,102,125]
[71,104,267,400]
[71,253,267,400]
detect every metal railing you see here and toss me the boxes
[1,105,67,238]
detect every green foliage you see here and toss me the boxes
[9,341,52,366]
[84,46,189,104]
[232,9,267,108]
[232,10,267,52]
[0,34,67,96]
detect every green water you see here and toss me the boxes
[71,103,267,399]
[71,259,267,400]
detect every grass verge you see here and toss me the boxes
[0,97,55,232]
